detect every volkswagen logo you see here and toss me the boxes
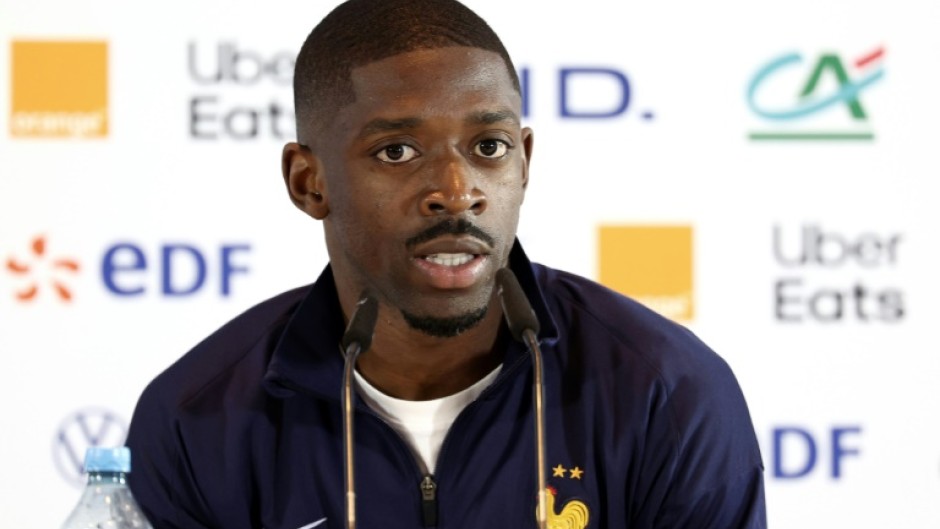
[52,407,127,487]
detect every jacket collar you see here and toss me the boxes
[262,240,559,400]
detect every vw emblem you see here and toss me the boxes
[52,407,127,487]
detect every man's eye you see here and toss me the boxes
[474,139,509,158]
[375,144,419,163]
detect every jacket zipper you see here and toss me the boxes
[272,340,535,527]
[421,350,532,525]
[420,474,438,527]
[369,350,529,528]
[270,378,430,525]
[433,348,531,470]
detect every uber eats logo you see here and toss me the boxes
[10,40,108,138]
[598,225,693,321]
[773,224,904,323]
[187,41,295,140]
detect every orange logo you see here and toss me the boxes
[6,235,80,301]
[598,225,694,321]
[10,40,108,138]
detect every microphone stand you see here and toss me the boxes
[496,268,548,529]
[339,292,379,529]
[342,340,362,529]
[526,327,548,529]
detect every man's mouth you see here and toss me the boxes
[423,253,476,267]
[411,239,490,290]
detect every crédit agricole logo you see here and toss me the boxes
[747,46,884,141]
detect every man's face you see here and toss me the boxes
[309,47,532,336]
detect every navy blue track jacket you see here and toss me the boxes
[126,243,767,528]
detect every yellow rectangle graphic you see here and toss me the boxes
[10,40,108,138]
[598,225,694,321]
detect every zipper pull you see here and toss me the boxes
[420,474,438,527]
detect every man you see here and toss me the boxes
[126,0,767,527]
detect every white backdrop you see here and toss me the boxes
[1,0,939,527]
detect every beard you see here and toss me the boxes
[401,304,489,338]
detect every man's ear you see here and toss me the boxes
[521,127,534,191]
[282,142,329,220]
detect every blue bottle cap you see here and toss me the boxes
[83,446,131,473]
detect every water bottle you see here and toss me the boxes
[61,446,153,529]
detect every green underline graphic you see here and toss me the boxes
[748,131,875,141]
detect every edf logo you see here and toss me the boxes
[4,236,252,302]
[771,425,862,479]
[102,242,251,296]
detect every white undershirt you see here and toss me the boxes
[354,365,502,474]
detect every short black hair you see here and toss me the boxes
[293,0,520,141]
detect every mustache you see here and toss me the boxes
[405,218,496,248]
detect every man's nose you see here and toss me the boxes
[419,157,487,216]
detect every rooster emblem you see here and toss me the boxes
[537,486,590,529]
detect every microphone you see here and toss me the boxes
[341,291,380,354]
[495,269,548,529]
[496,268,540,342]
[340,290,379,529]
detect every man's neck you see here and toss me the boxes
[354,305,508,401]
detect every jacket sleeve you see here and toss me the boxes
[654,466,766,528]
[639,353,768,529]
[126,380,216,529]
